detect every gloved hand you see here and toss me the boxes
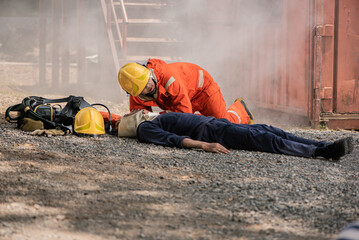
[21,118,44,132]
[30,129,67,136]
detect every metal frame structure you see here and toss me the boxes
[100,0,128,72]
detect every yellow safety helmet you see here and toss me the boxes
[74,107,105,136]
[118,63,150,96]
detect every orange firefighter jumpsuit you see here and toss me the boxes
[129,59,250,124]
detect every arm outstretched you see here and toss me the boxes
[182,138,230,154]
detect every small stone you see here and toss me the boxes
[56,215,66,221]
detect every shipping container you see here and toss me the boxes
[223,0,359,129]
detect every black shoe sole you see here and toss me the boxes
[344,137,354,155]
[238,99,254,120]
[331,137,354,161]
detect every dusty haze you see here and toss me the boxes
[0,0,307,125]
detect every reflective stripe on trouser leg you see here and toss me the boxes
[227,101,249,124]
[227,110,241,124]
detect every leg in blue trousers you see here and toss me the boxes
[245,124,328,147]
[216,124,328,158]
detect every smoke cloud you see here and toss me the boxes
[0,0,307,125]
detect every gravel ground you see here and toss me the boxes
[0,65,359,240]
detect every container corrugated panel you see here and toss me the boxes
[234,0,309,115]
[336,0,359,114]
[229,0,359,129]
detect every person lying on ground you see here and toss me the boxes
[117,59,254,124]
[117,109,354,161]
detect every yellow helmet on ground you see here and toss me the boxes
[118,63,150,96]
[74,107,105,136]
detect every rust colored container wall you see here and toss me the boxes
[318,0,359,129]
[232,0,358,129]
[335,0,359,114]
[312,0,336,128]
[284,1,308,113]
[237,0,309,116]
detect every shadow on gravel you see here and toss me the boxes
[1,118,358,239]
[1,147,347,240]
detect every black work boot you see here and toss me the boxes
[315,137,354,161]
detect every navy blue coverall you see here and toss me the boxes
[137,112,328,158]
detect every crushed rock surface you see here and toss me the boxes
[0,65,359,240]
[1,114,358,240]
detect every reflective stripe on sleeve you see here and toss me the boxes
[198,70,204,88]
[165,77,175,91]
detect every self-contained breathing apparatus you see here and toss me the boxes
[5,95,113,136]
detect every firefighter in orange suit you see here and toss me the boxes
[117,59,254,124]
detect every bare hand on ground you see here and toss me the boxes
[203,143,230,154]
